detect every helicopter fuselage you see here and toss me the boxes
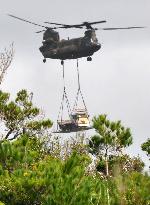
[39,30,101,60]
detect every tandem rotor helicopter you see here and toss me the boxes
[8,14,145,65]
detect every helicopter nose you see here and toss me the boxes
[95,43,101,51]
[92,43,101,52]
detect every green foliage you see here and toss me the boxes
[89,115,133,176]
[0,135,46,173]
[90,114,133,156]
[0,91,149,205]
[96,154,144,175]
[0,136,149,205]
[0,89,52,141]
[120,172,150,205]
[141,138,150,159]
[0,131,147,205]
[0,136,113,205]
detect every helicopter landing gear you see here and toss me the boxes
[87,56,92,61]
[61,60,64,65]
[43,58,46,63]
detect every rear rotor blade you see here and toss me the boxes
[81,21,106,29]
[83,20,107,25]
[101,26,145,30]
[72,20,107,28]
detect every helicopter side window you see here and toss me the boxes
[81,36,91,47]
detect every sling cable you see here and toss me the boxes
[56,60,92,133]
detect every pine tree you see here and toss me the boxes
[0,89,52,141]
[89,114,133,176]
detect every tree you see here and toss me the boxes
[96,154,144,175]
[0,44,14,85]
[0,89,52,141]
[141,138,150,159]
[89,114,133,176]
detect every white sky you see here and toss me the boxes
[0,0,150,169]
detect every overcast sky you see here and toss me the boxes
[0,0,150,169]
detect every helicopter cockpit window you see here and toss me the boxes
[82,30,92,46]
[91,30,98,43]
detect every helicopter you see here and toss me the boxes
[8,14,145,64]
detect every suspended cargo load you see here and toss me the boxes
[57,108,92,133]
[56,122,92,133]
[54,60,92,133]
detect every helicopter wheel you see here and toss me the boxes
[43,58,46,63]
[87,56,92,61]
[61,60,64,65]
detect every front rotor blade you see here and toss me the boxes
[36,30,46,33]
[8,14,46,28]
[45,22,83,28]
[102,26,145,30]
[45,22,71,26]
